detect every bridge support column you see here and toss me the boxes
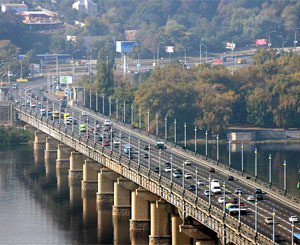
[45,137,58,159]
[130,189,150,231]
[56,168,69,198]
[172,214,190,245]
[113,177,132,216]
[34,130,47,150]
[82,159,102,193]
[69,151,86,184]
[180,224,217,245]
[97,202,113,244]
[149,199,171,245]
[96,168,118,208]
[56,144,73,170]
[82,191,97,228]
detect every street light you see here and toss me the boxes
[278,34,285,51]
[223,181,226,214]
[294,28,300,51]
[255,147,258,180]
[238,192,241,223]
[269,154,272,187]
[138,106,141,130]
[194,126,197,154]
[174,119,177,145]
[200,41,207,64]
[292,221,295,244]
[216,134,219,162]
[128,136,131,160]
[116,99,119,120]
[241,143,244,175]
[205,130,208,158]
[159,149,162,177]
[283,160,287,194]
[102,94,105,115]
[109,97,111,117]
[148,144,151,171]
[272,209,276,244]
[184,122,187,149]
[229,140,232,169]
[89,89,92,109]
[268,30,276,49]
[231,35,239,73]
[96,92,98,112]
[165,115,167,141]
[255,198,258,233]
[123,101,126,123]
[119,131,122,155]
[147,110,150,134]
[208,172,211,206]
[138,139,141,167]
[131,104,134,126]
[170,154,173,183]
[195,167,198,198]
[156,114,158,136]
[110,127,113,151]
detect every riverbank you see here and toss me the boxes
[0,126,33,145]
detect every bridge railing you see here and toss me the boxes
[16,104,277,244]
[78,106,300,205]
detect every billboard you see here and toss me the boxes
[225,42,235,50]
[116,41,139,53]
[165,46,174,53]
[60,76,73,85]
[256,39,268,46]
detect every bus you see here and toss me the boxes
[124,144,132,154]
[294,233,300,244]
[52,111,60,119]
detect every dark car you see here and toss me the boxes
[144,145,150,150]
[165,162,171,168]
[188,185,196,191]
[209,168,215,172]
[228,175,234,181]
[143,153,149,159]
[256,193,263,200]
[154,167,160,173]
[274,235,281,242]
[254,188,262,194]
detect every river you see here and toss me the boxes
[0,143,299,243]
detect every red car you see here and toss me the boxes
[104,141,110,146]
[209,168,215,172]
[83,133,90,138]
[89,128,94,133]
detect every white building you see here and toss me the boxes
[72,0,97,16]
[1,3,28,13]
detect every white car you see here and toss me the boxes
[204,190,212,196]
[164,167,171,172]
[184,173,192,179]
[184,160,191,165]
[247,195,255,201]
[197,180,205,186]
[104,119,111,126]
[81,111,87,117]
[218,197,225,204]
[289,216,298,223]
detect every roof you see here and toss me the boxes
[1,3,27,7]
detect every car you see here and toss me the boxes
[83,133,90,138]
[154,167,160,173]
[254,188,263,194]
[247,195,255,201]
[113,140,120,147]
[184,173,192,179]
[104,141,110,146]
[188,185,196,191]
[184,160,191,165]
[209,168,215,172]
[289,216,298,223]
[103,119,111,126]
[89,128,94,133]
[197,180,205,186]
[143,153,149,159]
[228,176,234,181]
[164,167,171,172]
[104,126,111,131]
[265,217,275,224]
[204,190,212,196]
[218,197,225,204]
[234,188,242,194]
[274,235,281,242]
[255,193,263,200]
[81,112,87,117]
[164,162,171,168]
[173,171,182,178]
[144,145,150,150]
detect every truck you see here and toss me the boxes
[155,141,166,149]
[237,58,246,64]
[210,179,221,194]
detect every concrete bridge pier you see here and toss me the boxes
[44,158,56,182]
[33,130,47,150]
[130,187,151,232]
[44,137,59,159]
[56,167,69,197]
[112,214,130,245]
[96,168,119,208]
[69,180,82,212]
[97,203,113,244]
[171,213,190,245]
[149,199,172,245]
[56,144,73,170]
[82,159,102,194]
[82,191,97,228]
[69,151,86,184]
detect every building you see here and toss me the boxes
[1,3,28,13]
[72,0,97,16]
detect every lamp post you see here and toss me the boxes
[294,28,300,51]
[292,221,295,244]
[116,99,119,120]
[96,92,98,112]
[83,87,86,107]
[205,130,208,159]
[268,30,276,49]
[223,181,226,214]
[184,122,187,149]
[128,136,131,160]
[119,132,122,155]
[131,104,133,126]
[283,160,287,194]
[195,167,198,198]
[174,119,177,145]
[231,35,239,73]
[278,35,285,51]
[138,139,140,167]
[165,115,167,141]
[102,94,105,114]
[241,143,244,175]
[229,140,231,169]
[89,89,92,109]
[194,126,197,154]
[238,192,241,223]
[272,209,276,244]
[110,127,113,151]
[200,42,207,64]
[156,114,158,137]
[269,154,272,186]
[148,144,151,171]
[170,155,173,183]
[216,134,219,162]
[182,163,185,193]
[208,172,211,206]
[147,110,150,134]
[123,101,126,123]
[255,198,258,233]
[109,97,111,117]
[255,148,258,180]
[159,149,162,177]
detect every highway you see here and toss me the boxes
[15,77,300,244]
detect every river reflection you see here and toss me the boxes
[0,145,149,244]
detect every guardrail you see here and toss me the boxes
[78,106,300,206]
[15,104,275,245]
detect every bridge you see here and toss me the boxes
[9,79,300,244]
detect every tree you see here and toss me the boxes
[252,49,276,65]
